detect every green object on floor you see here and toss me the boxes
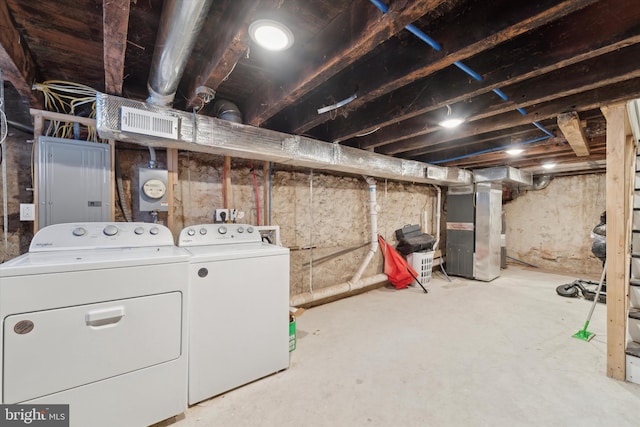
[289,317,296,352]
[573,321,595,341]
[572,260,606,342]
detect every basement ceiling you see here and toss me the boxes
[1,0,639,173]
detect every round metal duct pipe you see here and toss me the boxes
[532,174,553,190]
[212,100,242,123]
[147,0,213,106]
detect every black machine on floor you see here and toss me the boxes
[556,279,607,303]
[556,211,607,303]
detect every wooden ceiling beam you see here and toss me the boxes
[335,0,640,146]
[416,131,562,164]
[557,111,590,156]
[439,136,606,169]
[414,129,555,160]
[243,0,447,126]
[183,1,262,110]
[365,124,536,159]
[375,44,640,155]
[387,77,640,159]
[277,0,597,135]
[411,116,606,161]
[0,1,38,104]
[103,0,131,95]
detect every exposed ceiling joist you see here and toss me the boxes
[444,136,606,169]
[183,0,263,110]
[557,112,590,156]
[243,0,446,126]
[397,78,640,160]
[3,0,640,172]
[0,0,38,104]
[102,0,131,95]
[279,0,598,136]
[337,0,640,147]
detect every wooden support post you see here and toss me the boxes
[108,140,116,221]
[603,103,634,380]
[166,148,178,235]
[263,162,270,226]
[223,156,232,209]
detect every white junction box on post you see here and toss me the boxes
[20,204,35,221]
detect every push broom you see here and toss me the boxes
[573,259,607,341]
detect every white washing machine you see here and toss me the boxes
[178,223,290,404]
[0,222,189,427]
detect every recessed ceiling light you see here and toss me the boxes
[248,19,294,51]
[542,162,556,170]
[505,148,524,156]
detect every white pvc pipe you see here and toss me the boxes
[290,176,384,306]
[350,176,378,285]
[290,273,388,307]
[431,184,441,252]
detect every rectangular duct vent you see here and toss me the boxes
[120,106,179,140]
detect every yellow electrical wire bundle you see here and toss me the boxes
[32,80,101,142]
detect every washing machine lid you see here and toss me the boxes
[184,242,289,262]
[0,246,190,277]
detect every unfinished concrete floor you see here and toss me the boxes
[170,266,640,426]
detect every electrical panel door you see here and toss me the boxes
[37,137,111,228]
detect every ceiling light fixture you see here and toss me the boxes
[505,147,524,156]
[439,104,464,128]
[248,19,294,51]
[542,162,556,170]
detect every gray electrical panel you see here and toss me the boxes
[37,136,111,228]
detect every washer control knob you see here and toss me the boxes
[103,225,118,236]
[149,227,160,235]
[134,226,145,235]
[199,228,208,235]
[237,226,244,233]
[247,226,254,233]
[218,226,227,235]
[187,228,196,236]
[72,227,86,237]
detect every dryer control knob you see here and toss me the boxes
[134,227,145,235]
[218,226,227,235]
[72,227,86,237]
[187,228,196,236]
[149,227,160,235]
[103,225,118,236]
[237,226,244,233]
[199,228,208,235]
[247,226,254,233]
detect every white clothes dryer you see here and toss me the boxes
[0,222,189,427]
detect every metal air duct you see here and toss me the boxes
[96,93,472,186]
[147,0,213,106]
[212,100,242,124]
